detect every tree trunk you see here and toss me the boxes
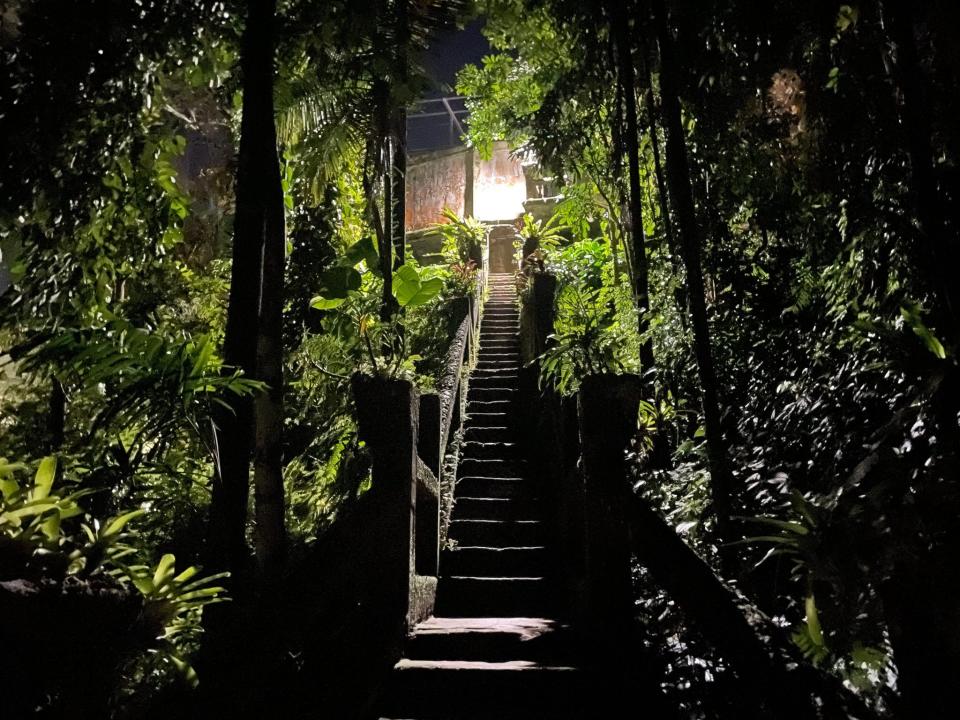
[611,5,655,377]
[209,0,279,574]
[252,27,287,580]
[638,44,685,322]
[651,0,733,534]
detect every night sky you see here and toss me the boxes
[409,18,490,152]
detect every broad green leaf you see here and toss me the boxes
[310,295,347,310]
[344,237,379,270]
[404,276,443,307]
[392,264,423,307]
[131,574,154,595]
[33,457,57,500]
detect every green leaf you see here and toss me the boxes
[392,264,423,307]
[404,276,443,307]
[41,510,61,541]
[901,303,947,359]
[102,509,144,538]
[318,266,362,299]
[805,594,824,647]
[169,654,200,688]
[0,478,20,501]
[344,237,379,270]
[33,456,57,500]
[310,295,347,310]
[153,553,177,590]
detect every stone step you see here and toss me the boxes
[442,545,547,577]
[475,356,520,365]
[381,658,584,720]
[458,457,524,478]
[483,313,518,320]
[477,354,518,364]
[452,495,537,521]
[470,368,520,384]
[459,440,519,460]
[465,412,512,428]
[434,576,549,617]
[467,400,516,416]
[463,426,514,443]
[404,617,573,664]
[472,364,520,374]
[449,519,543,547]
[456,476,530,499]
[467,387,518,404]
[468,375,520,388]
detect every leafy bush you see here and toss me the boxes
[1,456,227,708]
[435,207,488,265]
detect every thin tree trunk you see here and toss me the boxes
[46,377,65,453]
[651,0,733,533]
[381,135,395,323]
[393,0,408,273]
[209,0,278,574]
[611,5,656,377]
[883,0,959,339]
[393,115,406,270]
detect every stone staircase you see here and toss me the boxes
[378,273,590,719]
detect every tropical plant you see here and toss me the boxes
[537,286,626,395]
[514,211,567,258]
[435,207,488,265]
[1,456,227,699]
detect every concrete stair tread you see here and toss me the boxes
[395,659,575,672]
[449,519,542,546]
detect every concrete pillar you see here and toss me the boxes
[351,373,419,623]
[415,460,440,577]
[418,392,441,479]
[576,374,642,641]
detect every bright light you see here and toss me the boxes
[473,142,527,221]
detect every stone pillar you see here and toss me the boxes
[463,148,474,219]
[576,374,642,642]
[351,373,419,624]
[416,393,441,579]
[417,392,441,478]
[415,459,440,578]
[532,273,557,355]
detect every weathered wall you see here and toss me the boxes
[405,140,528,232]
[405,148,469,232]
